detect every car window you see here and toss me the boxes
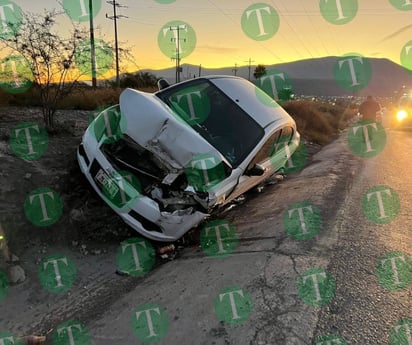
[156,79,264,168]
[247,130,282,170]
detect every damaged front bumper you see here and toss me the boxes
[77,129,208,242]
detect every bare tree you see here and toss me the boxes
[0,10,90,129]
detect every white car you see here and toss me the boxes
[77,76,300,242]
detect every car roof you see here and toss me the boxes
[158,75,294,129]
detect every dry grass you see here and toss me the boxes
[283,100,354,144]
[0,86,355,145]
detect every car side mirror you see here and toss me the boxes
[247,163,266,176]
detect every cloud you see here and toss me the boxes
[196,44,239,54]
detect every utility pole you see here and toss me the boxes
[89,0,97,88]
[169,24,186,83]
[232,63,238,76]
[106,0,127,88]
[198,64,202,78]
[245,58,255,81]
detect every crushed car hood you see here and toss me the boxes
[120,88,225,170]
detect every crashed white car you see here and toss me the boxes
[77,76,300,241]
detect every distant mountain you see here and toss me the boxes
[141,57,412,97]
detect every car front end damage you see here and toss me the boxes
[77,94,230,242]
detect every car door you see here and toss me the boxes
[224,129,284,203]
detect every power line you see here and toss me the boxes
[106,0,128,88]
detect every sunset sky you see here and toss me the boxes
[3,0,412,76]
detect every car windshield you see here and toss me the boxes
[156,79,264,168]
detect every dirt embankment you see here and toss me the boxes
[0,107,137,267]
